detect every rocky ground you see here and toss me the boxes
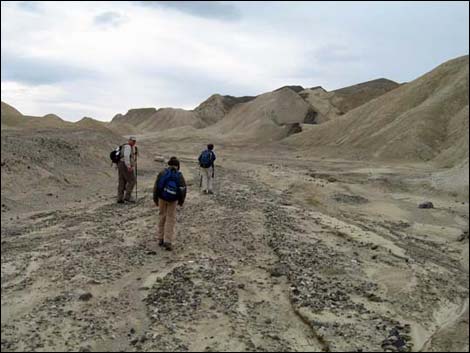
[1,139,469,352]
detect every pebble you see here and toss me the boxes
[78,292,93,302]
[418,201,434,209]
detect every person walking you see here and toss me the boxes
[198,144,216,194]
[153,157,187,251]
[117,136,137,204]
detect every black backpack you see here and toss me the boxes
[110,145,123,164]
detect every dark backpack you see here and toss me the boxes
[199,150,214,168]
[158,169,181,202]
[110,145,123,164]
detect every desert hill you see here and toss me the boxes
[208,87,311,142]
[75,117,109,130]
[1,102,129,211]
[1,102,72,130]
[194,94,256,126]
[1,125,127,213]
[107,79,398,136]
[172,79,399,143]
[298,87,344,123]
[109,95,257,134]
[331,78,400,113]
[297,78,399,124]
[1,101,23,128]
[285,55,469,164]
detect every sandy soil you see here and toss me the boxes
[1,137,469,352]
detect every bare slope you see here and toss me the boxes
[109,95,256,134]
[109,108,158,135]
[298,87,343,123]
[209,88,311,142]
[22,114,72,129]
[1,102,73,130]
[143,108,200,131]
[1,102,127,211]
[75,117,110,131]
[1,102,24,128]
[331,78,400,113]
[1,126,125,212]
[286,55,469,164]
[107,78,397,136]
[298,79,399,124]
[194,94,256,126]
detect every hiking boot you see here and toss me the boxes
[117,200,124,204]
[158,239,165,247]
[163,242,173,251]
[208,190,214,195]
[125,198,136,204]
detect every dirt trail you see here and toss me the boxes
[1,161,326,352]
[1,149,469,352]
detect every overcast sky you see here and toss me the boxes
[1,1,469,122]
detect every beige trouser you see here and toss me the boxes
[201,167,213,192]
[118,161,136,201]
[157,199,178,244]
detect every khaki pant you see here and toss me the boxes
[201,167,214,192]
[157,199,178,244]
[117,161,136,201]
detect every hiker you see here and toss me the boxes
[117,136,137,204]
[153,157,187,251]
[198,144,216,194]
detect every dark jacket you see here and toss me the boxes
[153,167,187,205]
[198,150,216,168]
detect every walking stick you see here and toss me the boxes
[212,165,215,192]
[199,167,202,189]
[135,146,138,202]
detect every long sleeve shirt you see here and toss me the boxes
[121,144,136,168]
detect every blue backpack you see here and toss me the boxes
[158,169,181,202]
[199,150,214,168]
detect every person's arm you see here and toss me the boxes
[211,151,216,168]
[153,171,163,205]
[178,173,187,206]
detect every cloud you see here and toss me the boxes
[136,1,241,21]
[312,45,362,64]
[93,11,128,28]
[1,1,468,121]
[1,51,97,85]
[16,1,42,13]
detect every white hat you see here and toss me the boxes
[129,136,137,141]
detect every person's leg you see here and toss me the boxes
[158,199,167,242]
[208,167,214,193]
[124,168,136,201]
[164,201,178,247]
[117,162,126,202]
[202,168,209,193]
